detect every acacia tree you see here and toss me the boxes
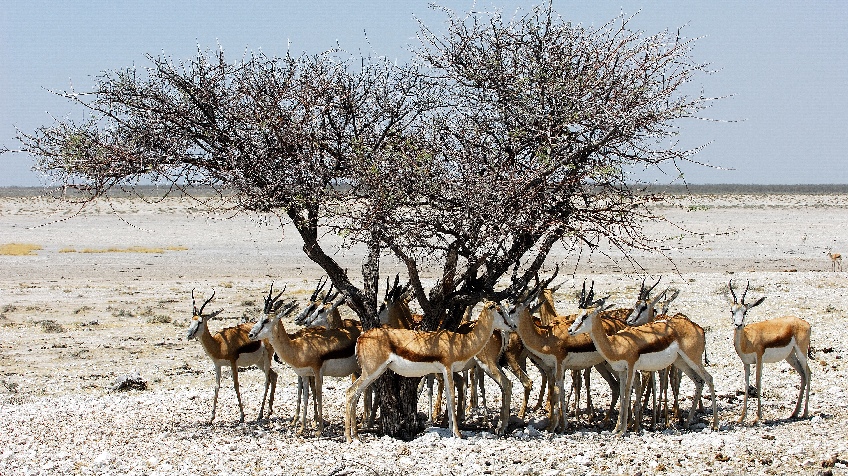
[18,4,711,439]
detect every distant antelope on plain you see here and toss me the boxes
[827,251,842,271]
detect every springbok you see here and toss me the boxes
[344,300,512,441]
[186,289,277,423]
[501,281,623,433]
[827,251,842,272]
[728,280,811,424]
[570,296,717,436]
[249,284,360,435]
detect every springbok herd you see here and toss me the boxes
[186,276,812,441]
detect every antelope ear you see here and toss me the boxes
[282,301,299,317]
[749,296,766,309]
[668,289,680,303]
[209,309,224,318]
[649,289,666,306]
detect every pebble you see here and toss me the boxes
[93,451,113,466]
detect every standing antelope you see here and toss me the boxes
[627,281,687,429]
[501,282,623,433]
[570,296,717,435]
[249,284,361,435]
[728,280,811,424]
[186,289,277,423]
[344,300,512,441]
[827,251,842,272]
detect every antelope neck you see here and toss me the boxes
[197,320,224,360]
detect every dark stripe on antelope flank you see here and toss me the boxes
[236,340,262,356]
[762,325,795,349]
[320,342,356,361]
[624,326,677,355]
[566,335,597,353]
[389,341,440,363]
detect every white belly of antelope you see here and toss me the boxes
[388,354,446,378]
[527,349,558,369]
[739,337,796,365]
[610,341,680,373]
[322,356,359,377]
[562,351,603,369]
[233,349,264,368]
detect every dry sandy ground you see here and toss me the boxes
[1,191,847,475]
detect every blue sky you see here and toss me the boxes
[2,1,846,186]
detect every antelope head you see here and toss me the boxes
[293,277,329,325]
[304,283,345,327]
[249,286,298,341]
[186,289,222,340]
[728,280,766,328]
[626,277,661,326]
[568,296,612,335]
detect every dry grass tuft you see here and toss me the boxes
[147,314,172,324]
[0,243,43,256]
[38,320,65,333]
[61,246,188,254]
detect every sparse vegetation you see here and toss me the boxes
[0,304,16,319]
[110,308,135,318]
[38,320,65,333]
[147,314,172,324]
[60,246,188,254]
[0,243,42,256]
[73,306,93,314]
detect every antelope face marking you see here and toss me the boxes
[294,302,319,326]
[627,299,649,326]
[249,315,272,341]
[489,302,515,332]
[730,303,747,328]
[502,301,523,330]
[569,309,590,335]
[305,303,331,327]
[186,315,203,340]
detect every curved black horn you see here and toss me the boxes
[311,277,327,301]
[325,282,339,303]
[582,281,596,309]
[639,277,647,300]
[741,280,750,304]
[728,280,738,304]
[192,288,198,314]
[392,274,400,298]
[273,283,285,304]
[542,265,559,290]
[579,279,587,307]
[198,289,215,315]
[647,277,661,296]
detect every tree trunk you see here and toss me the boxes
[376,372,421,441]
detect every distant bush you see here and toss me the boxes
[38,320,65,333]
[147,314,172,324]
